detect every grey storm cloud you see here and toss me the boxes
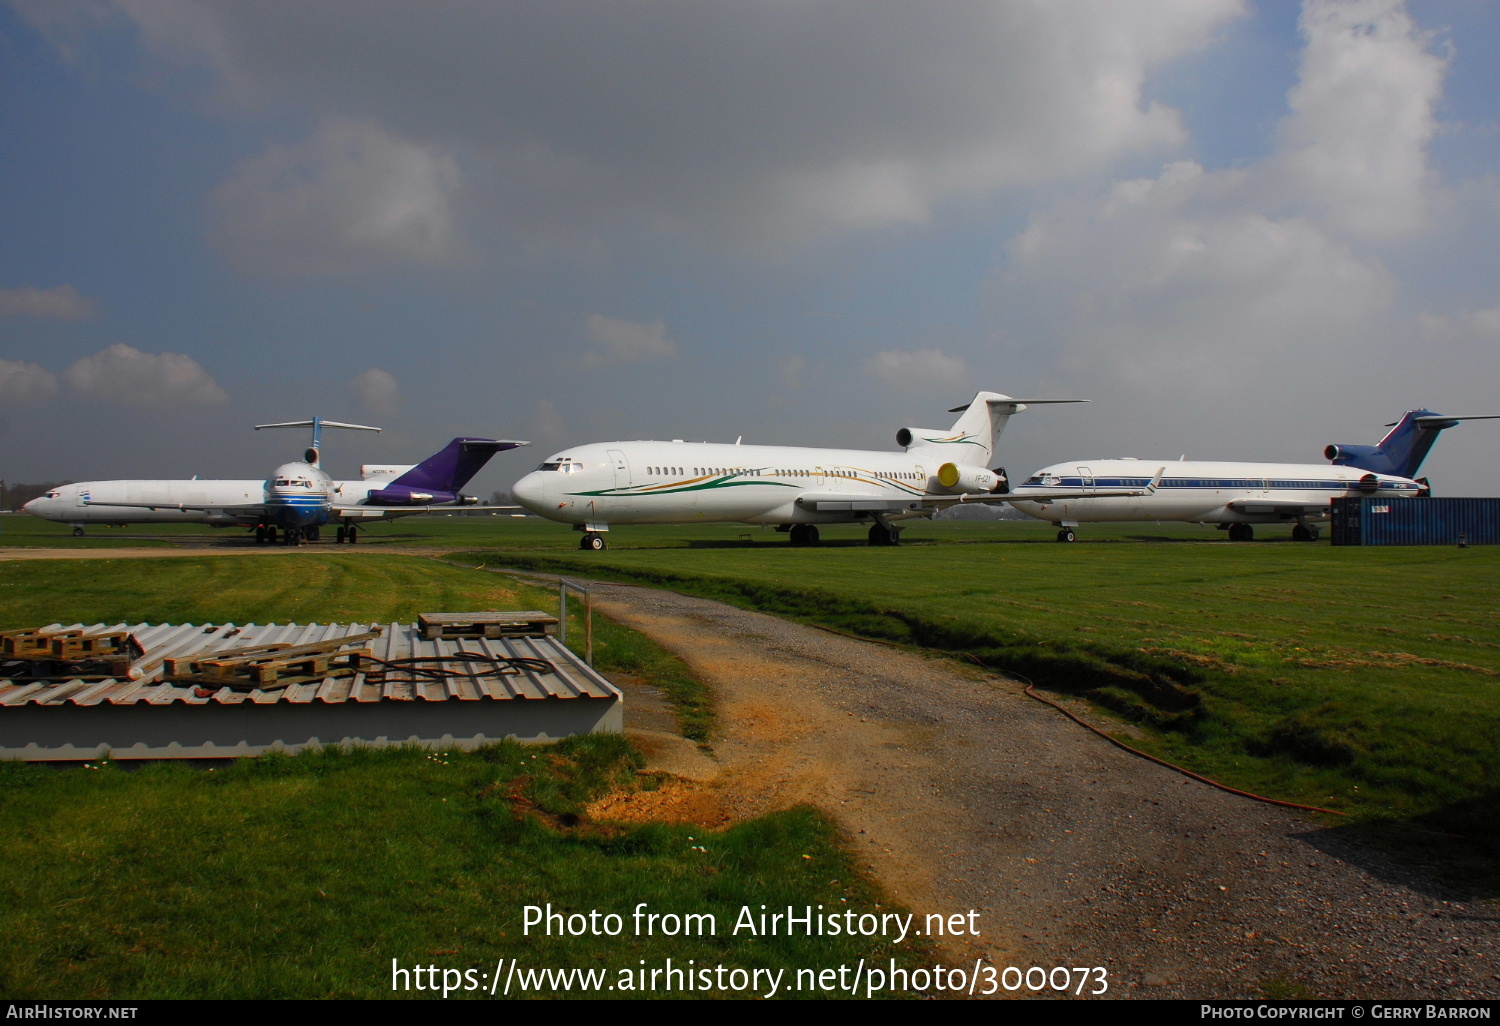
[109,0,1242,251]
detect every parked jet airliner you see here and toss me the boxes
[24,418,528,544]
[1007,410,1498,542]
[510,391,1081,548]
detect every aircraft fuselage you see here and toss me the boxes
[512,440,951,528]
[1009,458,1421,525]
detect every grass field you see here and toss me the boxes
[434,518,1500,887]
[0,553,877,997]
[4,510,1499,961]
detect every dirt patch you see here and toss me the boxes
[589,777,732,827]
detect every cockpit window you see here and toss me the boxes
[537,460,581,473]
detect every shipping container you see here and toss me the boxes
[1330,497,1500,546]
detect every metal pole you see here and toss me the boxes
[584,589,593,667]
[558,581,568,644]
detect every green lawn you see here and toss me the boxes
[449,519,1500,885]
[0,553,914,998]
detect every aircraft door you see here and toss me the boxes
[607,449,631,490]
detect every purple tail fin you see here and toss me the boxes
[394,439,524,491]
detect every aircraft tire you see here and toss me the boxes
[868,523,896,547]
[255,526,266,544]
[1056,529,1076,543]
[72,527,84,538]
[348,527,358,544]
[806,526,819,545]
[336,526,346,543]
[1228,524,1254,542]
[581,533,606,551]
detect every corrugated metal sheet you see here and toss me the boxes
[0,621,617,707]
[1330,497,1500,546]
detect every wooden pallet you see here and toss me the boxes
[0,628,145,679]
[418,611,558,640]
[167,630,381,689]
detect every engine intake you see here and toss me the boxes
[937,462,1002,494]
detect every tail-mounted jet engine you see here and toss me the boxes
[937,462,1003,494]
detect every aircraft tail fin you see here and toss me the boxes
[1325,411,1500,478]
[255,417,381,466]
[392,439,529,492]
[896,392,1086,466]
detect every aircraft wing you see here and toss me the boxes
[797,487,1153,515]
[330,504,523,520]
[1226,499,1332,517]
[795,494,925,513]
[82,499,268,516]
[1001,487,1154,503]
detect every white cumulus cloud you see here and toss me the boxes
[1269,0,1447,240]
[0,284,96,320]
[987,0,1447,415]
[582,315,676,368]
[351,366,400,415]
[208,118,460,277]
[74,0,1244,251]
[0,360,59,405]
[866,348,969,387]
[62,344,229,407]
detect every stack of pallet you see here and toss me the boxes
[0,627,146,681]
[416,611,558,640]
[163,630,382,691]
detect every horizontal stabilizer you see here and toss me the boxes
[1394,414,1500,426]
[946,399,1088,413]
[254,420,382,433]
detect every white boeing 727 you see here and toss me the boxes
[510,391,1080,548]
[24,419,527,544]
[1007,409,1498,542]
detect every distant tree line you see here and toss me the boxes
[1,480,72,511]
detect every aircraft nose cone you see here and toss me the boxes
[511,473,546,512]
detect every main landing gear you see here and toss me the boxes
[789,524,820,547]
[580,532,606,551]
[255,526,276,544]
[336,526,359,544]
[1055,528,1077,543]
[867,522,900,547]
[1291,523,1320,542]
[72,527,85,537]
[1228,524,1255,542]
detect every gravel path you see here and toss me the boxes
[583,581,1498,1000]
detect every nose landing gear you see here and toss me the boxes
[580,532,606,551]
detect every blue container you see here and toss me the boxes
[1330,497,1500,546]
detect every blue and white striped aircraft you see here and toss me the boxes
[1008,410,1499,542]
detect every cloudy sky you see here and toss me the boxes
[2,0,1498,498]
